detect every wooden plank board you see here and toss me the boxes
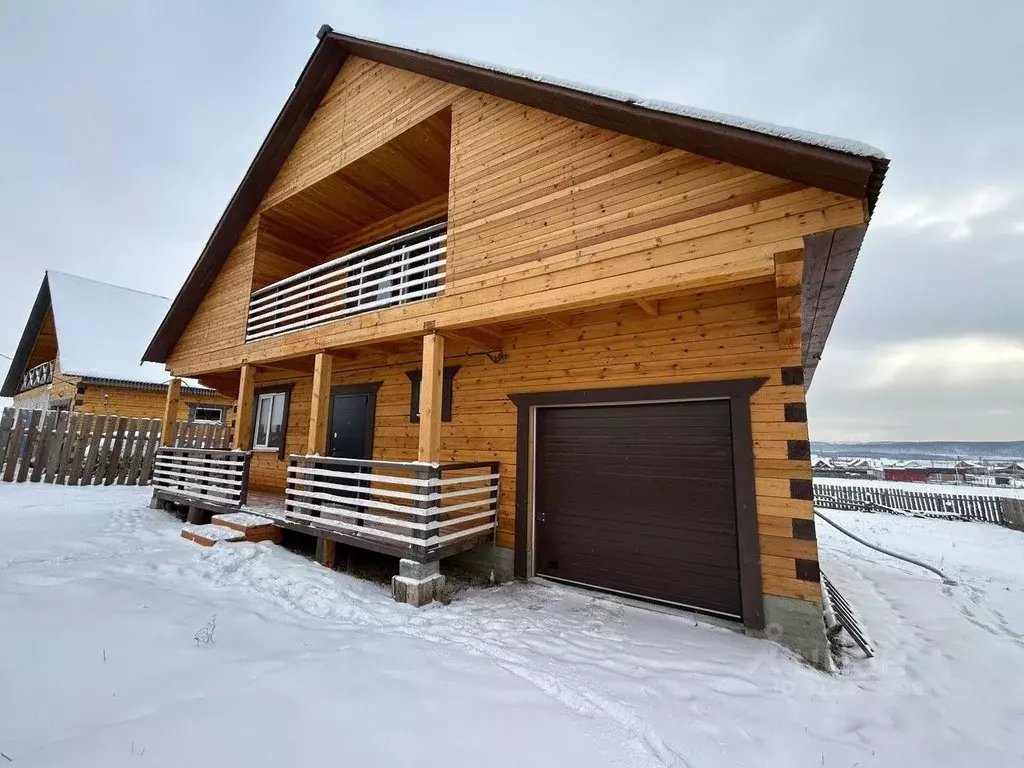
[79,415,109,486]
[0,408,15,475]
[139,424,161,486]
[126,419,151,485]
[104,417,130,485]
[67,414,95,485]
[117,418,139,484]
[15,410,42,482]
[55,413,81,485]
[44,411,69,483]
[29,410,57,482]
[3,410,26,482]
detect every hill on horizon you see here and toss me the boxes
[812,441,1024,461]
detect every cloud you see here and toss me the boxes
[873,187,1020,240]
[860,335,1024,388]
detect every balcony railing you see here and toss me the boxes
[269,456,499,561]
[246,221,447,342]
[19,359,54,393]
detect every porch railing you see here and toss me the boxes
[246,221,447,342]
[152,447,252,510]
[19,359,54,393]
[275,456,499,560]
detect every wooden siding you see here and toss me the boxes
[245,280,820,604]
[77,386,234,424]
[167,58,464,373]
[166,65,865,376]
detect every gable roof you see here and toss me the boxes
[1,271,211,397]
[144,25,889,364]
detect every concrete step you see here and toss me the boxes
[181,524,246,547]
[211,512,282,543]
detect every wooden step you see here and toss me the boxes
[181,524,245,547]
[211,512,283,543]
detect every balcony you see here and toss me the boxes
[19,359,54,393]
[246,221,447,342]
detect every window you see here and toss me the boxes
[406,365,460,423]
[251,386,293,458]
[189,404,225,424]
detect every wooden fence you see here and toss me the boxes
[0,407,233,487]
[814,480,1004,524]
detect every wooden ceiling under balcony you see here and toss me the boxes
[261,108,452,256]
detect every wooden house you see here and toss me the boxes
[1,271,234,423]
[142,27,888,662]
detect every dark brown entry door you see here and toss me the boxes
[328,394,371,459]
[534,400,742,619]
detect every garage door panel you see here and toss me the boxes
[535,400,742,618]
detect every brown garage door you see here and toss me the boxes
[534,400,742,618]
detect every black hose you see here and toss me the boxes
[814,507,958,586]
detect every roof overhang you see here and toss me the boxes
[1,274,52,397]
[144,26,888,365]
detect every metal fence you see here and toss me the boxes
[0,407,233,487]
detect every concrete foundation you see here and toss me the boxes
[444,543,515,583]
[762,594,831,668]
[186,505,208,525]
[149,494,166,510]
[392,559,445,607]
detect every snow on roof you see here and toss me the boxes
[346,32,887,161]
[47,272,208,390]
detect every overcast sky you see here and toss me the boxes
[0,1,1019,441]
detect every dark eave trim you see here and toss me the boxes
[1,275,52,398]
[144,25,888,365]
[142,34,349,363]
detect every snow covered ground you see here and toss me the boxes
[0,485,1021,767]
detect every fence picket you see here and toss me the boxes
[55,413,83,485]
[103,418,129,486]
[29,411,57,482]
[116,419,139,485]
[126,419,149,485]
[16,410,42,483]
[138,425,161,485]
[3,410,27,483]
[0,408,15,472]
[67,414,94,485]
[44,411,69,483]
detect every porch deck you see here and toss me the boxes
[153,447,500,564]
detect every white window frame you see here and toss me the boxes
[253,392,286,451]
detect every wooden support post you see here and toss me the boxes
[417,333,444,463]
[316,537,336,568]
[308,351,333,455]
[160,378,182,447]
[233,364,255,450]
[774,249,804,350]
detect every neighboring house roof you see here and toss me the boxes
[144,25,889,364]
[1,271,212,397]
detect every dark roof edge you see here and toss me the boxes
[145,26,888,363]
[143,32,349,363]
[1,274,52,397]
[78,376,216,396]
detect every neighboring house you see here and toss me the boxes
[143,28,888,662]
[1,271,234,424]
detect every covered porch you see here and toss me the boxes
[152,331,504,605]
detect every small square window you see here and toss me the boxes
[406,366,460,423]
[190,405,225,424]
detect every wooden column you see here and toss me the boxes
[233,364,256,450]
[308,352,333,455]
[160,377,181,447]
[417,333,445,463]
